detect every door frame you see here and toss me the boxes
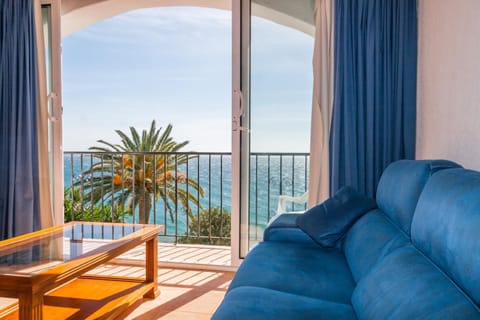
[41,0,63,226]
[231,0,251,265]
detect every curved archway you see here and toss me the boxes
[61,0,315,37]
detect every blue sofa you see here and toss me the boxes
[212,160,480,319]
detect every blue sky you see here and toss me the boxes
[62,7,313,152]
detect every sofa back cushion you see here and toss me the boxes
[411,168,480,306]
[343,209,409,282]
[352,246,480,319]
[343,159,461,282]
[376,159,461,236]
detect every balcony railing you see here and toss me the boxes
[64,152,310,245]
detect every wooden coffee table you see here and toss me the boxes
[0,222,164,320]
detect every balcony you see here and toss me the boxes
[0,264,235,319]
[63,151,310,269]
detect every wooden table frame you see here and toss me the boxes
[0,222,164,320]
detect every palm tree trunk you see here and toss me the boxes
[138,195,152,224]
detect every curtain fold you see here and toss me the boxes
[308,0,335,207]
[329,0,418,198]
[0,0,42,239]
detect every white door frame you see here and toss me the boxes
[231,0,251,266]
[41,0,63,226]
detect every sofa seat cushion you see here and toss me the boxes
[263,213,317,245]
[229,242,356,304]
[352,246,480,319]
[212,286,357,320]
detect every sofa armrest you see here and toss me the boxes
[263,213,317,245]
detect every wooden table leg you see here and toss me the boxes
[18,292,43,320]
[143,236,159,299]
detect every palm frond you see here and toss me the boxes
[90,140,122,152]
[144,120,157,150]
[156,124,173,150]
[171,140,189,152]
[130,126,141,149]
[116,129,136,151]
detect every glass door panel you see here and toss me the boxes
[42,5,54,201]
[246,0,315,250]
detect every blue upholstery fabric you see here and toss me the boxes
[229,242,356,304]
[376,159,461,235]
[212,287,356,320]
[352,246,480,319]
[343,209,409,282]
[412,168,480,306]
[214,160,479,319]
[343,160,460,281]
[296,186,376,248]
[263,213,316,244]
[266,213,300,228]
[264,227,316,245]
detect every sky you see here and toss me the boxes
[62,7,314,152]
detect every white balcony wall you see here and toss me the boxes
[417,0,480,170]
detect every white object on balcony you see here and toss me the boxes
[276,191,309,214]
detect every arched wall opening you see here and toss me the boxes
[61,0,315,37]
[58,0,316,265]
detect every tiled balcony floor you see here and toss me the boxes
[0,241,235,319]
[109,265,234,319]
[113,242,235,318]
[0,266,234,320]
[158,243,231,268]
[74,240,233,270]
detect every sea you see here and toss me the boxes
[64,154,309,242]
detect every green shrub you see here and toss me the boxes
[178,207,230,246]
[64,187,121,223]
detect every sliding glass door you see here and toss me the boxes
[233,0,315,260]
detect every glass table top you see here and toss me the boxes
[0,223,154,275]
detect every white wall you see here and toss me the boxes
[417,0,480,170]
[61,0,315,37]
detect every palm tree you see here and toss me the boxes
[73,120,204,224]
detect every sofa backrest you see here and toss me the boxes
[351,166,480,319]
[411,168,480,307]
[376,159,461,235]
[343,159,461,282]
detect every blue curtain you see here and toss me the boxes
[0,0,41,240]
[329,0,417,197]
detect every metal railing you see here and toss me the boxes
[64,151,309,245]
[248,153,310,242]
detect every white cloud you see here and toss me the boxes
[70,7,230,47]
[119,7,230,27]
